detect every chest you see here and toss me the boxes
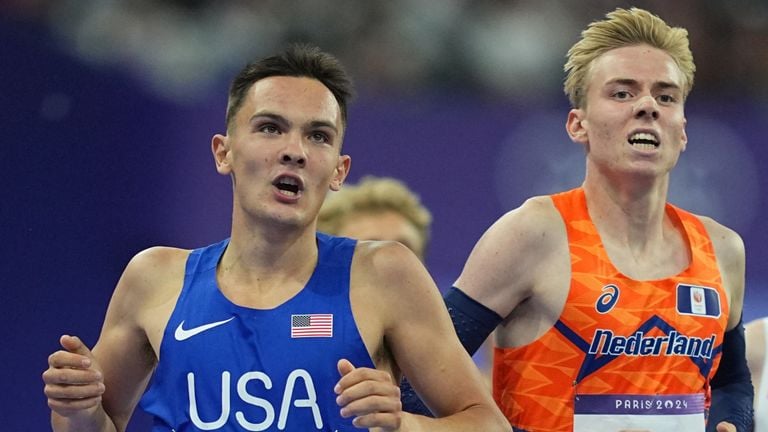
[601,233,690,281]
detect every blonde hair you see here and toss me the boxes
[318,176,432,249]
[564,7,695,108]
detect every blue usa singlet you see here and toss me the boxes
[139,233,375,431]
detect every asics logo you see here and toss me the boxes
[174,317,234,341]
[596,284,620,314]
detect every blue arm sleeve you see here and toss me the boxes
[400,287,503,416]
[399,378,433,417]
[707,317,754,432]
[444,286,503,355]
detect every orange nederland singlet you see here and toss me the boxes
[493,188,729,432]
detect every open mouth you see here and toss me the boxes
[628,132,659,150]
[273,175,302,196]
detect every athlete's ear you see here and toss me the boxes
[680,117,688,152]
[212,134,231,175]
[330,155,351,191]
[566,108,589,145]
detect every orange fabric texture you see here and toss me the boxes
[493,188,729,431]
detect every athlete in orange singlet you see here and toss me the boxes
[445,7,753,432]
[490,187,729,431]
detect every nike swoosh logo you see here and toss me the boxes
[174,317,235,341]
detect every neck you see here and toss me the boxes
[582,170,670,251]
[581,170,691,280]
[222,214,319,282]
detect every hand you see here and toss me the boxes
[716,421,736,432]
[42,335,105,417]
[335,359,403,431]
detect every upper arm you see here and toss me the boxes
[745,319,765,390]
[352,242,494,417]
[454,196,565,318]
[91,247,186,430]
[701,217,746,331]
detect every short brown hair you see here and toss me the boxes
[226,43,353,128]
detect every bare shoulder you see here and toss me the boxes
[455,195,566,316]
[464,197,564,272]
[698,216,746,261]
[697,215,746,328]
[127,246,189,275]
[126,246,188,272]
[114,246,191,307]
[349,240,442,366]
[696,215,745,287]
[98,246,190,342]
[350,240,435,299]
[465,195,563,268]
[348,239,442,324]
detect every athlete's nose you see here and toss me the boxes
[633,95,659,120]
[280,134,307,167]
[281,153,306,166]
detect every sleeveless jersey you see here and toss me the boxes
[139,233,375,431]
[754,318,768,432]
[493,188,729,432]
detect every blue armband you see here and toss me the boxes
[444,286,503,355]
[399,378,433,417]
[707,317,754,432]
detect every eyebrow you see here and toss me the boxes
[308,120,339,135]
[250,111,339,135]
[250,112,289,126]
[606,78,682,92]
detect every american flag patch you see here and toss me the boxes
[291,314,333,338]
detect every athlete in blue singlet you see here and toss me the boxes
[42,44,510,432]
[140,235,372,431]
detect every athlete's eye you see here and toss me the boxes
[657,94,677,104]
[309,132,329,143]
[259,124,280,134]
[613,90,632,100]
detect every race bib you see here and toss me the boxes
[573,394,704,431]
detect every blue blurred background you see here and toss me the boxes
[3,1,766,429]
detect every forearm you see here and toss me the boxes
[707,317,754,432]
[401,404,511,432]
[709,382,753,432]
[52,407,118,432]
